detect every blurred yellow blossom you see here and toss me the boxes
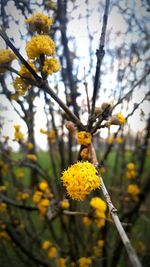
[78,257,92,267]
[127,184,140,201]
[43,58,60,75]
[82,216,92,226]
[32,191,43,203]
[80,148,89,160]
[56,258,66,267]
[0,49,16,73]
[111,113,126,125]
[26,154,37,161]
[0,203,7,213]
[25,12,52,32]
[60,199,70,209]
[42,240,51,250]
[77,131,92,146]
[38,180,49,192]
[48,246,57,258]
[14,125,24,141]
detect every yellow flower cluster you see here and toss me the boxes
[80,148,89,160]
[61,162,100,200]
[26,34,56,59]
[56,258,66,267]
[0,161,9,175]
[90,197,107,228]
[0,230,10,241]
[126,163,137,179]
[111,113,126,125]
[43,58,60,75]
[106,136,124,144]
[32,180,53,215]
[25,12,52,33]
[25,142,33,150]
[93,239,104,257]
[14,125,24,141]
[127,184,140,201]
[82,216,92,226]
[77,131,92,146]
[78,257,92,267]
[41,240,57,258]
[17,192,29,201]
[0,203,7,213]
[26,154,37,161]
[0,49,16,73]
[14,62,37,95]
[60,199,70,209]
[40,128,56,142]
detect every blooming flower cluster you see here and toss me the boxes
[40,128,56,142]
[111,112,126,125]
[90,197,107,228]
[41,240,57,258]
[32,180,53,215]
[26,34,56,59]
[61,162,100,200]
[126,163,137,179]
[25,12,53,33]
[60,199,70,209]
[13,62,37,95]
[127,184,140,201]
[14,125,24,141]
[93,239,104,257]
[77,131,92,146]
[78,257,92,267]
[0,49,16,73]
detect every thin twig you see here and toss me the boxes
[91,0,110,115]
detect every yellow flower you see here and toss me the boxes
[13,76,31,95]
[127,163,136,170]
[111,113,126,125]
[90,197,107,228]
[0,231,10,240]
[97,239,104,248]
[0,161,9,175]
[26,154,37,161]
[127,184,140,200]
[60,199,70,209]
[47,130,56,141]
[77,131,92,146]
[0,203,7,213]
[42,240,51,250]
[80,148,89,160]
[19,192,29,200]
[32,191,43,203]
[82,216,92,226]
[90,197,106,213]
[14,124,24,141]
[25,142,33,150]
[48,246,57,258]
[19,62,37,79]
[78,257,92,267]
[61,162,100,200]
[26,35,56,59]
[126,163,137,179]
[0,49,16,73]
[43,58,60,75]
[56,258,66,267]
[38,198,50,215]
[25,12,52,32]
[38,180,49,192]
